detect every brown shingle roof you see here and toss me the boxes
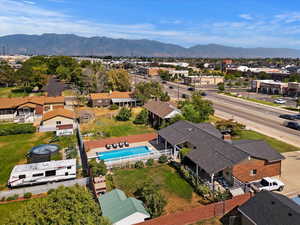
[0,96,64,109]
[90,92,133,100]
[144,100,180,119]
[42,108,76,122]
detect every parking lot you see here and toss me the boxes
[280,151,300,197]
[229,90,297,107]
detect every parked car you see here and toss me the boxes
[187,87,195,91]
[274,99,287,104]
[295,114,300,120]
[182,94,188,98]
[250,177,285,192]
[284,121,300,130]
[169,86,174,89]
[279,114,297,120]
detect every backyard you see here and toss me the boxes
[0,132,74,190]
[81,110,154,140]
[235,130,300,153]
[0,87,42,98]
[107,164,205,214]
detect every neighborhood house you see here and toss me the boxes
[98,189,150,225]
[158,121,284,195]
[90,91,138,107]
[0,96,65,123]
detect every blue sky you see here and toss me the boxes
[1,0,300,48]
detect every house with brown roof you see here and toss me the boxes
[144,100,181,128]
[39,108,76,135]
[90,91,138,107]
[0,96,65,123]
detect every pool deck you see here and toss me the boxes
[87,141,160,158]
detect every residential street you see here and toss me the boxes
[133,75,300,147]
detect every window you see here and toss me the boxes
[65,172,69,176]
[33,173,43,177]
[56,121,62,125]
[67,166,72,169]
[19,175,26,179]
[250,169,257,176]
[45,170,56,177]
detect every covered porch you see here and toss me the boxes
[111,98,138,107]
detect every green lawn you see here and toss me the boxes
[0,200,29,223]
[108,164,203,213]
[110,164,193,199]
[0,87,42,98]
[0,132,60,190]
[235,130,300,153]
[82,117,154,139]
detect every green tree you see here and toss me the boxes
[0,61,15,86]
[217,82,225,92]
[116,107,132,121]
[135,183,167,218]
[133,109,148,124]
[106,69,131,92]
[159,70,171,81]
[160,92,170,102]
[180,147,192,158]
[134,81,165,104]
[89,159,108,176]
[4,185,111,225]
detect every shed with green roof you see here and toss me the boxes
[98,189,150,225]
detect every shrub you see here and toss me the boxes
[109,104,119,110]
[116,107,132,121]
[7,194,19,201]
[146,159,154,167]
[158,155,168,164]
[133,109,148,125]
[216,119,245,136]
[0,123,36,136]
[89,159,108,176]
[135,161,144,169]
[23,192,32,199]
[0,197,6,202]
[47,189,55,195]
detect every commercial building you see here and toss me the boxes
[139,67,175,76]
[183,75,224,87]
[251,80,300,96]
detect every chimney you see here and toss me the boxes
[223,134,232,143]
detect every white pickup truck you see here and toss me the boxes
[250,177,285,192]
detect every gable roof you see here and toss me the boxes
[0,96,65,109]
[238,191,300,225]
[233,140,285,162]
[42,108,76,122]
[90,91,133,100]
[99,189,150,224]
[144,100,181,119]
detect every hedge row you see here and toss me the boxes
[0,123,36,136]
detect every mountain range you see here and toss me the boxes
[1,33,300,58]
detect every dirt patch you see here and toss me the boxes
[164,192,203,215]
[0,142,7,148]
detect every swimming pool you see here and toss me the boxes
[97,146,151,161]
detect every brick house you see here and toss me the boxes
[158,121,284,195]
[90,91,137,107]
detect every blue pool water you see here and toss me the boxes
[97,146,151,161]
[292,196,300,205]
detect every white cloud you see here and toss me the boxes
[0,0,300,48]
[239,14,253,20]
[22,0,35,4]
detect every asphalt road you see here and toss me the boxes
[132,74,300,147]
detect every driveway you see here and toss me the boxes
[280,151,300,197]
